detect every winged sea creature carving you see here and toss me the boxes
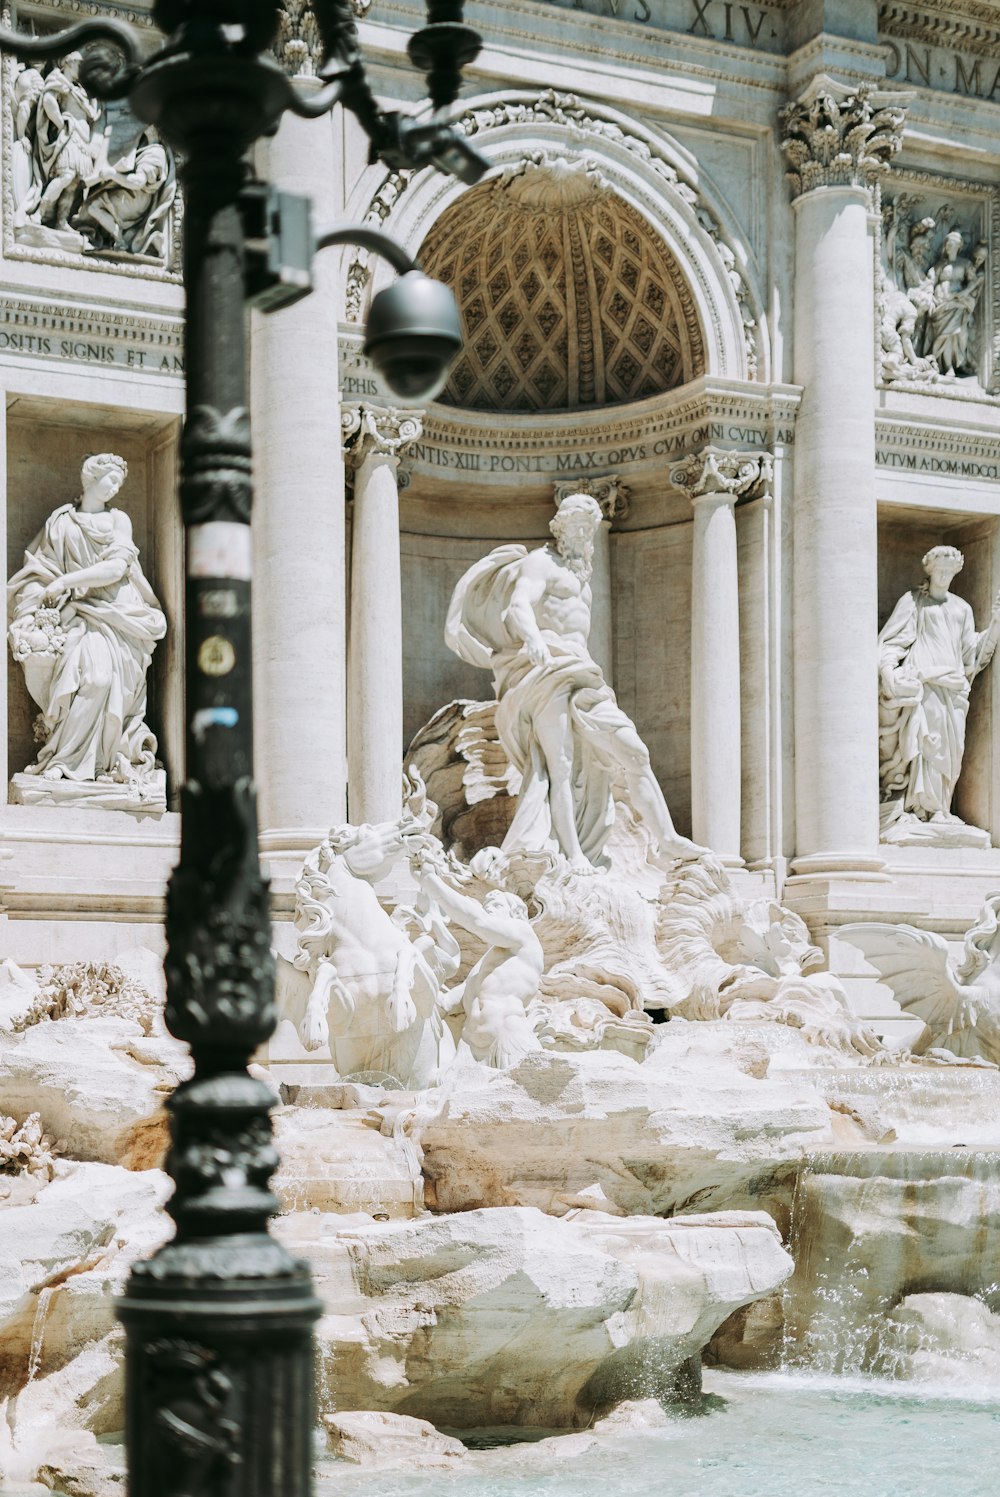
[840,895,1000,1063]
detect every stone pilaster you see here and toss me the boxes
[553,476,630,686]
[670,448,772,862]
[344,403,423,825]
[250,82,347,880]
[780,75,908,879]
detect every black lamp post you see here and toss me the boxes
[0,4,485,1494]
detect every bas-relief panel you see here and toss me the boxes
[614,523,692,839]
[877,169,998,395]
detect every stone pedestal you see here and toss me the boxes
[250,107,346,879]
[554,477,629,687]
[671,448,771,863]
[345,405,423,825]
[780,76,908,879]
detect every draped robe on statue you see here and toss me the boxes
[8,504,166,782]
[446,543,627,865]
[878,585,996,821]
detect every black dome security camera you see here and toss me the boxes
[363,269,463,403]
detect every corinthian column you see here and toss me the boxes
[670,448,772,862]
[780,76,908,876]
[344,404,423,824]
[553,476,630,685]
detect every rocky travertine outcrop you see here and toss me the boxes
[0,1164,168,1394]
[323,1410,468,1469]
[276,1202,792,1428]
[784,1153,1000,1370]
[272,1105,424,1217]
[879,1292,1000,1384]
[414,1046,832,1217]
[0,1017,190,1170]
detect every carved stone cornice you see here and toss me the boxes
[780,75,909,201]
[879,1,1000,56]
[273,0,372,78]
[669,447,774,503]
[342,403,424,471]
[553,476,630,523]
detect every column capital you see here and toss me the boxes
[669,446,773,504]
[274,0,372,77]
[553,475,631,523]
[779,74,909,202]
[342,403,424,472]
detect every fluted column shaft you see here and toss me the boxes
[345,405,422,824]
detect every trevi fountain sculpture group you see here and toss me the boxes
[2,479,1000,1487]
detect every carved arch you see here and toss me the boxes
[342,88,767,384]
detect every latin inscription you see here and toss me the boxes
[877,450,1000,479]
[538,0,784,51]
[884,39,1000,101]
[0,325,183,374]
[408,424,794,476]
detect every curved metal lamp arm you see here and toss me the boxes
[0,18,144,98]
[314,223,419,276]
[282,73,347,119]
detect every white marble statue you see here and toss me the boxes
[445,492,703,870]
[926,231,984,377]
[27,53,104,246]
[841,897,1000,1064]
[413,852,544,1068]
[294,819,456,1088]
[7,454,167,812]
[878,546,1000,846]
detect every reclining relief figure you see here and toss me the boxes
[446,491,703,870]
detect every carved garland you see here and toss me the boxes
[344,89,761,381]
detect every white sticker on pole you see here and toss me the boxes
[188,522,252,580]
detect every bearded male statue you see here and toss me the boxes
[445,492,703,869]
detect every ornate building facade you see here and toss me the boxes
[1,0,1000,1043]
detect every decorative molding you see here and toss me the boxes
[342,402,424,471]
[879,2,1000,58]
[876,412,1000,477]
[553,475,631,523]
[355,375,801,489]
[344,88,760,381]
[0,291,184,374]
[780,75,909,201]
[668,446,774,502]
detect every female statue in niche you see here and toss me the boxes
[878,544,1000,846]
[7,453,167,810]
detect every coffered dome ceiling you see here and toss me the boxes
[418,157,705,414]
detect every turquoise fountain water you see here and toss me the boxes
[315,1370,1000,1496]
